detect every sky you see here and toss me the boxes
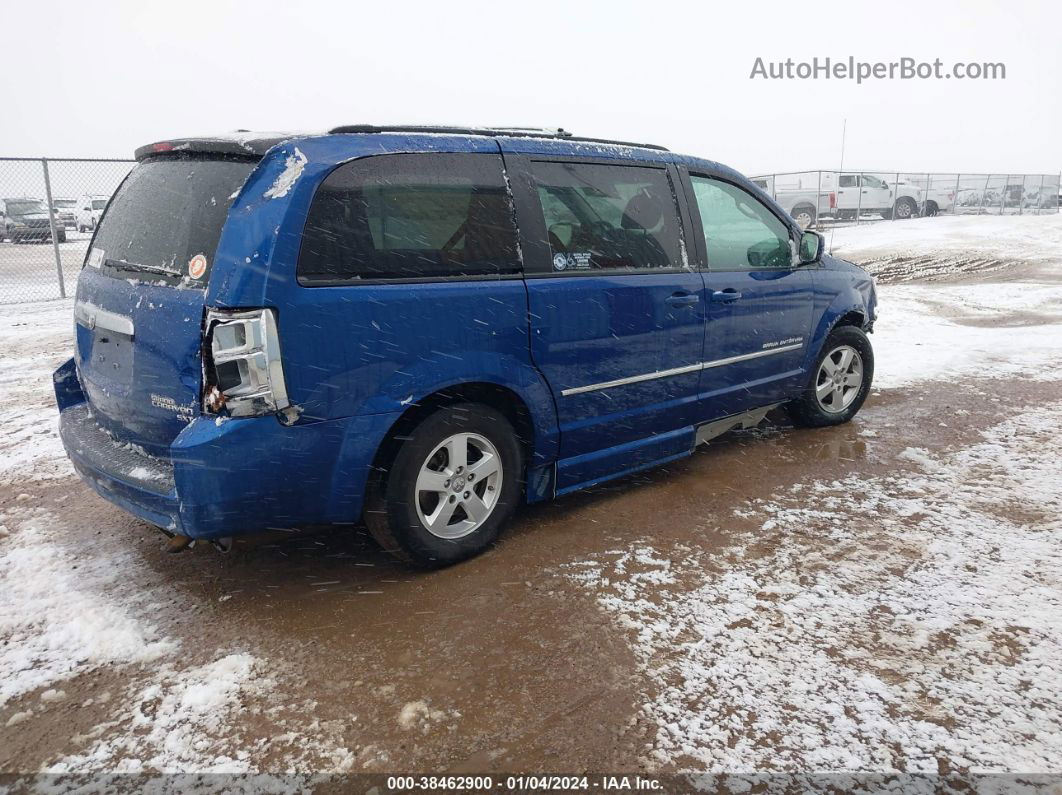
[3,0,1059,177]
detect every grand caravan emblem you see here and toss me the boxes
[151,393,196,422]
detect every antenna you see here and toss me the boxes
[829,118,847,255]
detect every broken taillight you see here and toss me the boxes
[203,308,289,418]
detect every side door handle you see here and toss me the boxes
[665,291,700,308]
[711,289,742,303]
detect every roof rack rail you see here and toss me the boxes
[326,125,668,151]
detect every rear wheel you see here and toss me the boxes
[893,197,917,220]
[365,403,523,567]
[925,200,939,217]
[792,204,816,229]
[788,325,874,427]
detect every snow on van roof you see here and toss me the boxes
[135,126,668,161]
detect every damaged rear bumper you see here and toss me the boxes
[54,358,397,541]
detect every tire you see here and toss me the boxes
[77,223,85,233]
[788,325,874,428]
[893,197,917,220]
[10,233,21,244]
[57,231,67,243]
[925,201,939,217]
[792,204,816,229]
[365,403,524,567]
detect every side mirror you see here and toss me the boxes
[798,230,824,264]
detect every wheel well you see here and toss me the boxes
[792,202,816,217]
[832,310,865,332]
[370,383,535,481]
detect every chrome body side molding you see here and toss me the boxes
[560,343,804,397]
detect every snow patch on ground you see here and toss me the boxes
[829,213,1062,268]
[566,405,1062,772]
[397,700,457,732]
[0,300,74,481]
[48,651,358,776]
[0,512,175,706]
[48,654,263,774]
[869,282,1062,390]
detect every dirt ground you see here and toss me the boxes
[1,221,1061,786]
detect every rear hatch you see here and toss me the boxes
[74,155,256,454]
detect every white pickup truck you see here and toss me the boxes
[750,176,835,228]
[752,172,924,225]
[833,173,922,220]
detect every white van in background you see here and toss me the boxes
[76,195,110,232]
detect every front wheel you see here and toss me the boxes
[365,403,524,567]
[788,325,874,427]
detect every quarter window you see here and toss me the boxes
[689,177,792,270]
[298,153,521,283]
[529,162,684,273]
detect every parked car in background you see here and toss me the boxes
[76,194,110,231]
[53,198,78,228]
[834,173,921,220]
[751,177,835,229]
[921,184,956,216]
[752,172,922,223]
[1,197,67,243]
[54,126,877,567]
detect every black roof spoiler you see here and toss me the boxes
[133,133,294,162]
[327,125,669,152]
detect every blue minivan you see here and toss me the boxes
[54,126,877,566]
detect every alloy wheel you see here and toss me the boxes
[415,432,503,539]
[815,345,863,413]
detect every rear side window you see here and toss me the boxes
[529,161,684,273]
[90,157,253,285]
[297,153,520,283]
[689,177,792,270]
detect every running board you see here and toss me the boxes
[694,403,783,447]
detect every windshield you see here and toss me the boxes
[7,200,47,216]
[90,157,254,285]
[54,199,76,209]
[91,199,107,210]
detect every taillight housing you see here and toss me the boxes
[829,191,836,209]
[203,308,289,418]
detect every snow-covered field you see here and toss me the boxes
[0,213,1061,778]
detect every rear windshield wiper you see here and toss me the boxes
[104,258,183,279]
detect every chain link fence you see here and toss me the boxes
[1,157,133,304]
[749,170,1061,229]
[1,159,1060,303]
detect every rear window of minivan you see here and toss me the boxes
[88,156,254,285]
